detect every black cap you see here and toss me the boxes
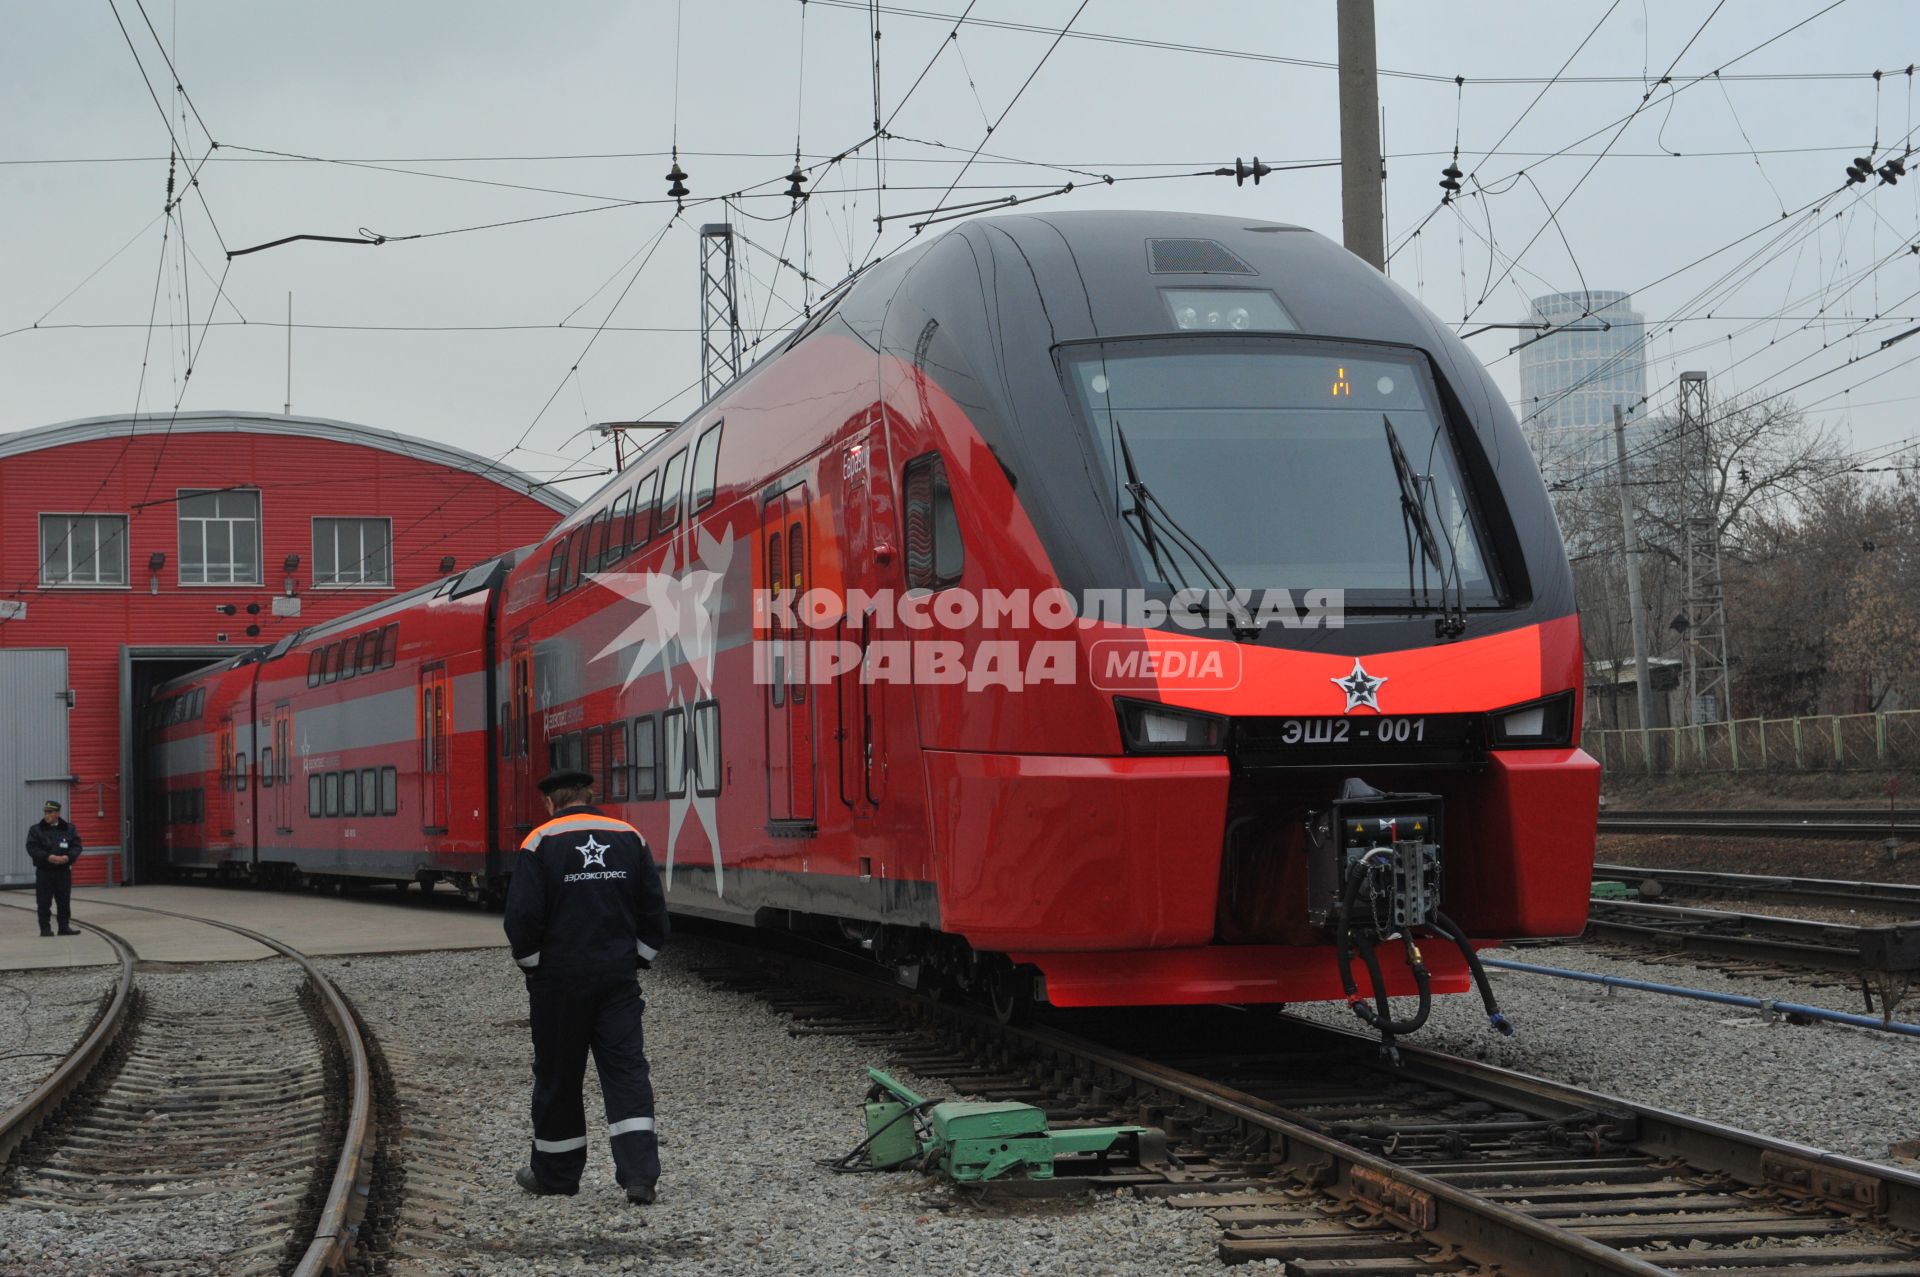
[537,768,593,795]
[43,799,61,811]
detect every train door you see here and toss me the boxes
[834,427,890,809]
[763,479,816,828]
[419,663,451,833]
[270,704,294,834]
[508,637,535,837]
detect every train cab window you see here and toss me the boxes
[307,651,322,687]
[324,772,340,816]
[662,707,687,798]
[632,715,658,800]
[609,722,630,801]
[903,453,964,590]
[545,538,568,601]
[656,449,687,534]
[380,766,398,815]
[342,770,359,817]
[627,472,658,550]
[691,423,722,511]
[379,623,399,668]
[309,775,322,817]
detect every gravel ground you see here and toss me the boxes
[1293,940,1920,1165]
[0,964,118,1111]
[321,943,1221,1277]
[0,960,328,1277]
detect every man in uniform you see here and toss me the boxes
[504,767,669,1205]
[27,799,83,937]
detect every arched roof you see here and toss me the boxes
[0,410,576,514]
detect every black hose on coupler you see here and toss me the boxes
[1334,857,1431,1037]
[1434,910,1514,1037]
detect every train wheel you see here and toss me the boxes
[989,966,1034,1027]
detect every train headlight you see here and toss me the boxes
[1487,691,1575,748]
[1115,698,1228,754]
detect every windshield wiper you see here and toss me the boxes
[1383,414,1466,639]
[1115,423,1258,641]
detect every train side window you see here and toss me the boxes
[342,769,359,817]
[585,726,606,794]
[237,752,249,792]
[903,453,964,590]
[605,489,630,563]
[324,772,340,817]
[361,767,378,811]
[259,747,274,788]
[767,530,785,708]
[632,715,658,800]
[500,702,513,759]
[569,528,592,592]
[379,623,399,669]
[691,423,722,511]
[340,639,357,681]
[656,449,687,533]
[380,766,398,815]
[609,721,630,801]
[545,539,567,601]
[662,706,687,798]
[788,519,806,705]
[584,507,608,574]
[192,689,204,719]
[309,775,322,817]
[627,472,658,550]
[357,632,379,675]
[692,700,721,798]
[307,652,321,687]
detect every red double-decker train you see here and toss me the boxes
[147,211,1598,1034]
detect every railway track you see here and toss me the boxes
[1595,863,1920,916]
[1584,898,1920,979]
[703,935,1920,1276]
[0,900,375,1276]
[1597,808,1920,839]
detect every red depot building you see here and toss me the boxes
[0,411,574,887]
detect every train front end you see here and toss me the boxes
[879,211,1598,1027]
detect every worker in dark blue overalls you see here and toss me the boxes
[504,768,669,1204]
[26,798,83,937]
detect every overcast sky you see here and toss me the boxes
[3,1,1917,500]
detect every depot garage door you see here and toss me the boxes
[0,649,70,887]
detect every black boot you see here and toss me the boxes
[515,1166,575,1197]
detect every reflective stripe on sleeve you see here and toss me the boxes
[637,940,659,961]
[533,1135,588,1153]
[608,1116,655,1137]
[516,952,541,969]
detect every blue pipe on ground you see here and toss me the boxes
[1480,956,1920,1038]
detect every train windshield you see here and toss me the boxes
[1063,340,1500,608]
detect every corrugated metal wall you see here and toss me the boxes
[0,649,69,886]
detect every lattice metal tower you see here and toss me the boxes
[699,223,743,401]
[1679,370,1732,724]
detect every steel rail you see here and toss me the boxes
[5,897,374,1276]
[1582,898,1914,976]
[721,934,1920,1275]
[1594,862,1920,914]
[0,909,136,1167]
[1598,809,1920,839]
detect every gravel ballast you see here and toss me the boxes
[0,964,119,1112]
[322,942,1221,1277]
[1294,939,1920,1165]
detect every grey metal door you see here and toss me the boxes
[0,649,71,886]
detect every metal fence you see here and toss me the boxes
[1588,709,1920,774]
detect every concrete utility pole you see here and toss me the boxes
[1614,405,1655,752]
[1337,0,1386,271]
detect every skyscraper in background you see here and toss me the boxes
[1517,290,1648,432]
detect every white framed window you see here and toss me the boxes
[39,514,128,586]
[313,517,393,587]
[178,489,261,585]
